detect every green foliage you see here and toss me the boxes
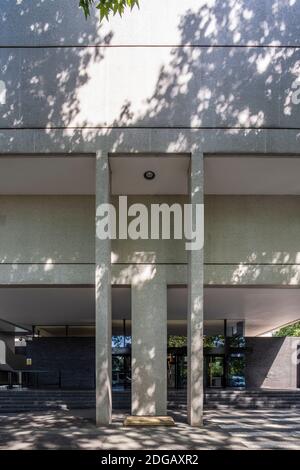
[209,359,223,376]
[229,357,245,376]
[273,321,300,337]
[79,0,139,21]
[203,335,224,348]
[168,335,187,348]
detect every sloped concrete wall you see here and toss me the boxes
[245,336,300,389]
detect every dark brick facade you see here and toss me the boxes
[26,337,95,389]
[25,336,300,390]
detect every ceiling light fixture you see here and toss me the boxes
[144,170,156,180]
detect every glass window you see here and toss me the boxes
[226,320,245,348]
[226,320,244,337]
[227,353,245,388]
[112,336,131,348]
[204,320,225,348]
[204,335,225,348]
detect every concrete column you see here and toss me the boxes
[131,266,167,416]
[95,150,112,425]
[187,152,204,426]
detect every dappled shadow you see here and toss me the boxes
[1,0,300,433]
[0,408,299,449]
[130,267,167,415]
[0,0,295,284]
[99,0,300,137]
[205,261,300,285]
[0,0,113,131]
[1,1,300,150]
[204,194,300,285]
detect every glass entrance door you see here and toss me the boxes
[167,350,187,389]
[112,354,131,389]
[205,355,225,388]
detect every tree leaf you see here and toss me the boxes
[80,0,139,22]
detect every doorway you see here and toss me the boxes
[205,355,225,388]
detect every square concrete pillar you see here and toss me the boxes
[131,266,167,416]
[187,152,204,426]
[95,150,112,425]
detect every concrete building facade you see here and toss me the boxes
[1,0,300,426]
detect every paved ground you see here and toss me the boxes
[0,408,299,450]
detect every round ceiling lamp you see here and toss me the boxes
[143,170,156,180]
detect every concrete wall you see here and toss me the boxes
[0,195,186,266]
[245,337,300,389]
[1,3,300,158]
[3,0,300,47]
[1,194,300,284]
[205,196,300,265]
[111,196,187,264]
[204,195,300,285]
[0,340,5,365]
[1,1,300,130]
[0,333,14,353]
[0,333,26,370]
[0,196,94,263]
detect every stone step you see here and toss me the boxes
[205,404,300,409]
[1,392,299,399]
[205,392,300,396]
[4,399,300,405]
[205,396,300,401]
[1,403,300,412]
[1,390,300,413]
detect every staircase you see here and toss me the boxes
[0,390,96,413]
[0,389,300,413]
[204,389,300,409]
[170,389,300,409]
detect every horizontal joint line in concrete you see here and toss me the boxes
[2,126,300,131]
[0,262,187,266]
[0,262,299,266]
[0,262,94,265]
[112,262,187,265]
[0,284,95,288]
[205,263,300,266]
[0,153,96,158]
[205,284,300,289]
[0,44,299,49]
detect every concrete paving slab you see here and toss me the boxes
[0,408,299,450]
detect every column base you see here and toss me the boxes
[123,415,175,426]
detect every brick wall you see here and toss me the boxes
[26,336,300,390]
[26,337,95,389]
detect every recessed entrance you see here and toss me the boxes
[0,285,299,393]
[205,356,224,388]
